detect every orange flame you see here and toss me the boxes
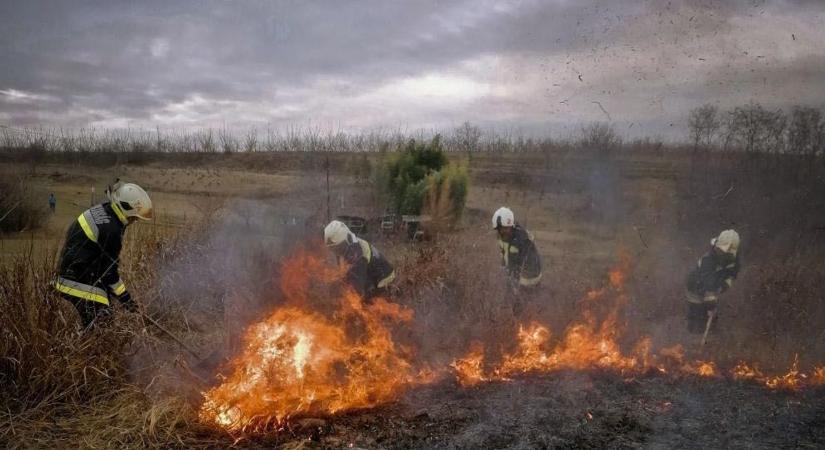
[450,343,489,387]
[201,247,825,433]
[454,252,644,382]
[731,361,764,381]
[764,355,803,390]
[200,249,422,432]
[451,253,822,390]
[811,367,825,385]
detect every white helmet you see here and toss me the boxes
[711,229,740,255]
[107,181,153,220]
[324,220,356,246]
[492,207,515,229]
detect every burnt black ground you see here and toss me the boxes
[232,371,825,449]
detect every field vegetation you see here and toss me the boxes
[1,103,825,447]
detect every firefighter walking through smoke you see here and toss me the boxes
[324,220,395,301]
[53,181,153,328]
[685,229,741,335]
[492,207,542,316]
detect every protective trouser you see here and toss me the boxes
[61,293,112,328]
[686,292,718,334]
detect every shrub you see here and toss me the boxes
[0,178,48,233]
[381,136,448,215]
[423,163,469,226]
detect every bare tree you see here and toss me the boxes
[198,128,216,153]
[688,104,720,151]
[219,126,237,154]
[244,127,258,153]
[579,122,622,155]
[725,102,786,155]
[788,106,823,157]
[453,121,482,157]
[785,106,825,177]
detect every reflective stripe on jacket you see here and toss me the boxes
[685,248,740,297]
[54,202,128,304]
[340,238,395,297]
[498,225,542,287]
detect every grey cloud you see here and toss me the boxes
[1,0,824,134]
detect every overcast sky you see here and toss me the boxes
[1,0,824,139]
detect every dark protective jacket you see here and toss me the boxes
[685,248,740,298]
[53,202,131,307]
[498,224,542,287]
[339,238,395,297]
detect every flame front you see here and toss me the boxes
[200,247,825,434]
[451,252,824,390]
[200,249,420,432]
[455,252,643,385]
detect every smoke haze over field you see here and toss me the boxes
[1,0,824,138]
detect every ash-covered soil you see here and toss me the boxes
[237,371,825,450]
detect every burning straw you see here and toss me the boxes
[200,248,430,432]
[450,251,825,390]
[199,245,825,436]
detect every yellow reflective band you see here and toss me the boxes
[54,281,109,305]
[358,239,372,263]
[77,213,98,243]
[377,271,396,289]
[685,291,704,304]
[111,202,128,225]
[111,280,127,296]
[519,272,542,286]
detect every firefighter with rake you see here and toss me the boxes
[491,207,543,317]
[53,180,152,329]
[685,229,741,346]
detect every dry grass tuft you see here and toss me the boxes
[0,220,233,449]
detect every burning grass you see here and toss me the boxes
[2,208,825,448]
[193,241,825,442]
[199,249,428,432]
[449,250,825,393]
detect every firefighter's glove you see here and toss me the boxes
[117,291,137,312]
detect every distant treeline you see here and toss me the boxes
[688,102,824,157]
[0,122,656,155]
[0,102,822,158]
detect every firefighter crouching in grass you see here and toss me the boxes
[685,229,741,334]
[52,181,153,328]
[492,207,542,316]
[324,220,396,302]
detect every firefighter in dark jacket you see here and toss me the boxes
[324,220,395,300]
[492,207,542,316]
[53,181,153,328]
[685,229,741,334]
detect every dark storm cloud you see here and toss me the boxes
[1,0,824,136]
